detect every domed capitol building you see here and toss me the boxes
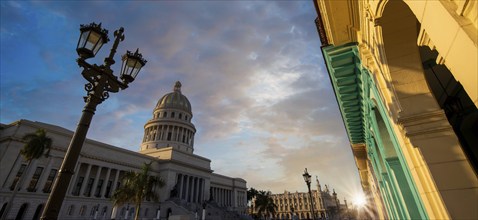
[0,82,248,220]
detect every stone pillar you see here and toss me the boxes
[21,159,38,190]
[79,163,92,196]
[101,168,112,197]
[188,177,193,202]
[91,166,103,197]
[399,109,478,219]
[178,174,184,199]
[198,179,203,202]
[185,175,190,201]
[191,177,196,202]
[166,126,170,141]
[37,157,54,193]
[194,177,199,203]
[111,169,121,194]
[69,162,82,195]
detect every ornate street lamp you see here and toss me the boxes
[40,22,146,220]
[76,23,109,59]
[303,168,316,220]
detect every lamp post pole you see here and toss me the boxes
[202,202,207,220]
[303,168,316,220]
[40,23,146,220]
[291,207,295,220]
[156,205,161,220]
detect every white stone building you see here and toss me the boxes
[0,81,247,220]
[251,178,346,220]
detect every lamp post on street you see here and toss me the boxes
[40,22,147,220]
[291,207,295,220]
[303,168,316,220]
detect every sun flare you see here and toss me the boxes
[352,192,367,208]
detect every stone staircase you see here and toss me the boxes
[163,198,249,220]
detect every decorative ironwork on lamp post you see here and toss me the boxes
[40,22,147,220]
[303,168,316,220]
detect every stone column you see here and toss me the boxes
[69,162,82,195]
[21,159,38,190]
[184,175,190,201]
[178,174,184,199]
[194,177,199,203]
[101,168,112,197]
[111,169,121,193]
[198,178,203,202]
[79,163,92,196]
[166,126,170,141]
[91,166,103,197]
[37,157,54,193]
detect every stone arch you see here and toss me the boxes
[15,203,28,220]
[375,1,478,219]
[32,203,44,220]
[374,0,389,18]
[380,0,440,118]
[380,1,477,105]
[0,203,7,218]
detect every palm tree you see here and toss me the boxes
[247,187,259,203]
[0,128,52,220]
[254,190,277,220]
[247,187,259,218]
[111,161,165,220]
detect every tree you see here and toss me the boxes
[254,190,277,220]
[247,187,259,203]
[111,162,165,220]
[20,129,52,160]
[1,129,52,220]
[247,188,259,219]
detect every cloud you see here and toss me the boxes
[1,0,362,200]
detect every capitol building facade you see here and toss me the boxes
[0,82,247,220]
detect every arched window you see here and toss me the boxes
[32,204,44,220]
[67,205,75,216]
[79,205,87,216]
[101,206,108,218]
[0,203,7,219]
[15,203,28,220]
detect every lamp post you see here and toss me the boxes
[93,204,100,220]
[40,22,146,220]
[202,202,207,220]
[303,168,316,220]
[156,205,161,220]
[291,207,295,220]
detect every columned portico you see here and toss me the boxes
[316,0,478,219]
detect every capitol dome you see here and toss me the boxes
[141,81,196,154]
[155,81,191,114]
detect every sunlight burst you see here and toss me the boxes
[352,192,367,208]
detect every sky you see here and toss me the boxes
[1,1,363,202]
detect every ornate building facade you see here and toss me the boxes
[314,0,477,219]
[252,178,347,220]
[0,82,247,220]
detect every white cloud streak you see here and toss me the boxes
[0,1,362,199]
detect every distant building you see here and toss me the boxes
[0,82,247,220]
[251,178,348,220]
[314,0,478,219]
